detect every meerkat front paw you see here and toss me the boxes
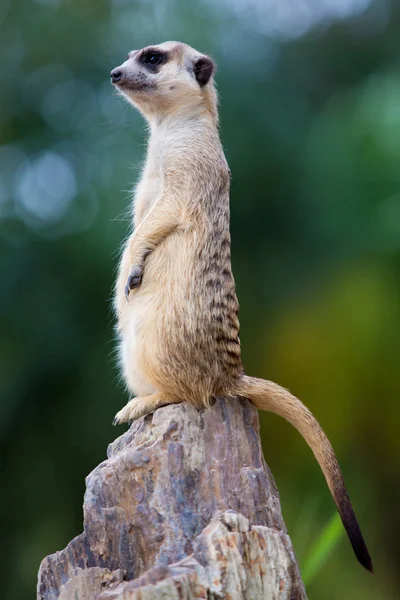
[113,399,145,424]
[113,394,180,425]
[113,396,159,425]
[125,265,143,299]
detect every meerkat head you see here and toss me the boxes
[110,41,217,124]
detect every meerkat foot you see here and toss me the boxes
[125,264,143,299]
[113,394,181,425]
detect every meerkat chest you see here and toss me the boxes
[133,148,164,227]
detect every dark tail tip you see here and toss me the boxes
[336,485,373,573]
[348,527,373,573]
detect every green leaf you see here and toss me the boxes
[302,512,344,587]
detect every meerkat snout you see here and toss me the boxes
[110,68,123,84]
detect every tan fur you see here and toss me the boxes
[111,42,372,571]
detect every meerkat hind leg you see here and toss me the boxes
[113,393,182,425]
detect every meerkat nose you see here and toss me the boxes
[110,68,124,84]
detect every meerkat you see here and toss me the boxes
[110,41,372,573]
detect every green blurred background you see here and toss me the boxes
[1,0,399,598]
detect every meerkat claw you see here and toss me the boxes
[113,407,129,425]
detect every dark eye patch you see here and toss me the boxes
[140,48,169,72]
[144,52,162,65]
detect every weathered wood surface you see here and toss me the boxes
[37,398,307,599]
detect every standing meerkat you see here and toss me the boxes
[110,41,372,573]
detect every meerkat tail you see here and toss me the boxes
[235,374,373,573]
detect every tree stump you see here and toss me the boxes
[37,398,307,599]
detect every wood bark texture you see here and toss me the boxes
[37,398,307,600]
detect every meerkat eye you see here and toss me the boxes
[143,51,163,66]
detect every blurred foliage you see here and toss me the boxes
[1,0,399,598]
[301,511,344,587]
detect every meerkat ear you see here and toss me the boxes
[193,55,215,87]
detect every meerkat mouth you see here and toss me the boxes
[118,82,156,95]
